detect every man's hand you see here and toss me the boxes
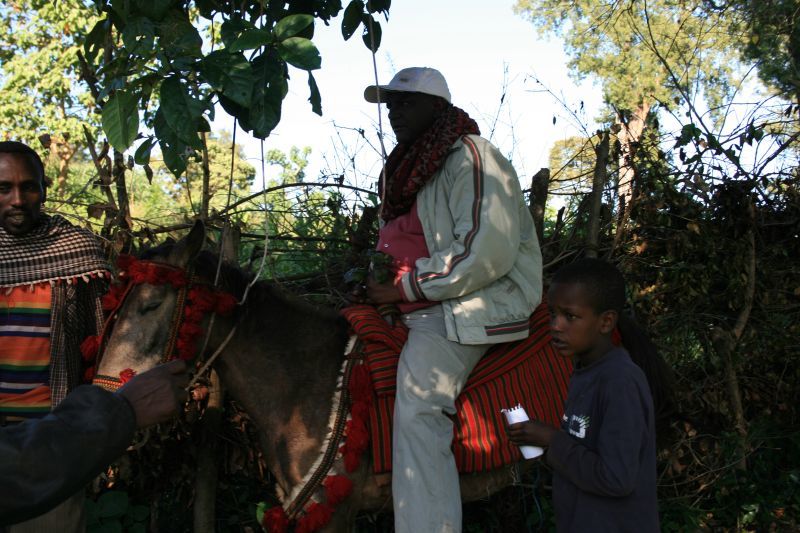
[116,360,189,428]
[506,420,558,448]
[366,276,402,304]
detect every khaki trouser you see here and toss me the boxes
[5,492,85,533]
[392,305,490,533]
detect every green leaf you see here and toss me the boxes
[277,37,321,70]
[255,501,268,525]
[134,137,155,165]
[249,51,287,138]
[84,19,108,63]
[200,50,253,106]
[102,91,139,151]
[229,28,272,52]
[132,0,173,21]
[122,16,155,54]
[96,491,129,519]
[217,94,252,133]
[153,108,184,153]
[109,0,130,20]
[308,71,322,116]
[361,15,381,51]
[368,0,391,12]
[158,137,188,177]
[275,14,314,41]
[341,0,364,40]
[159,77,206,148]
[220,18,256,48]
[156,9,202,58]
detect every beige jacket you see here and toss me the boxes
[397,134,542,344]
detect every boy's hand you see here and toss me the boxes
[507,420,557,447]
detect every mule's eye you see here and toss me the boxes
[139,299,163,314]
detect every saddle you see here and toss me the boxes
[341,302,572,474]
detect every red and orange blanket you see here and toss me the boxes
[341,302,573,474]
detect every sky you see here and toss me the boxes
[213,0,606,192]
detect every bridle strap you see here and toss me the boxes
[160,270,194,364]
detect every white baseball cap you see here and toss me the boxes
[364,67,451,104]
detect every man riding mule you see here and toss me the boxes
[359,66,543,533]
[92,224,568,533]
[90,68,560,532]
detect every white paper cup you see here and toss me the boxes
[502,405,544,459]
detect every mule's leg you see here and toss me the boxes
[392,307,489,533]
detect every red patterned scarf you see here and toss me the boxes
[380,105,480,222]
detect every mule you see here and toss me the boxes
[95,221,556,531]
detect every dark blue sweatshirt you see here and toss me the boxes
[546,347,659,532]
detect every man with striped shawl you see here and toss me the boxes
[0,141,111,533]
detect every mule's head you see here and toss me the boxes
[95,221,208,386]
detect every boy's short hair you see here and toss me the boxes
[0,141,47,188]
[551,258,625,314]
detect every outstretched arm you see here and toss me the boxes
[0,360,188,525]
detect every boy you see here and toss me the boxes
[507,258,660,532]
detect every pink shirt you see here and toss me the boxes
[376,202,435,313]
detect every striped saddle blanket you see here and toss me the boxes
[340,302,573,474]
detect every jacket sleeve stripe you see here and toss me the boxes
[408,268,425,300]
[415,136,483,286]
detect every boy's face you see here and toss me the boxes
[547,281,616,364]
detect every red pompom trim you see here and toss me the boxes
[116,254,135,272]
[323,475,353,506]
[338,361,373,472]
[119,368,136,384]
[262,506,289,533]
[294,502,333,533]
[80,335,101,362]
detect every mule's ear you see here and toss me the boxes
[169,219,206,267]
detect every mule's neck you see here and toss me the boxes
[211,286,351,496]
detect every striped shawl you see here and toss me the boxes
[0,215,111,405]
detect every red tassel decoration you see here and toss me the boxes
[116,254,135,272]
[214,292,238,315]
[323,475,353,506]
[80,335,101,362]
[348,363,372,404]
[119,368,136,384]
[294,502,333,533]
[261,506,289,533]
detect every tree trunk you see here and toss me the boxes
[528,168,549,244]
[585,131,609,258]
[83,127,119,243]
[193,370,224,533]
[711,200,756,470]
[51,136,76,198]
[193,226,238,532]
[200,132,211,220]
[112,150,132,253]
[611,102,649,253]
